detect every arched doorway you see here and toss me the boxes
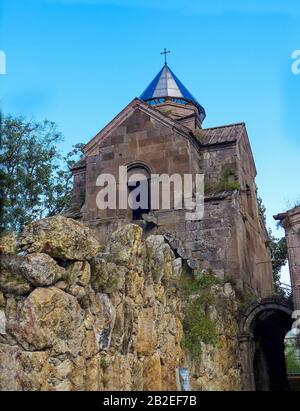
[127,164,151,220]
[240,298,293,391]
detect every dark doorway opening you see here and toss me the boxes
[128,180,150,220]
[127,165,151,221]
[253,309,292,391]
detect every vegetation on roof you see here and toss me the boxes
[205,169,240,195]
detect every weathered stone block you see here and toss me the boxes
[7,287,85,355]
[19,216,101,260]
[20,253,65,286]
[136,308,157,355]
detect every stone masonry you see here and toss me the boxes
[0,216,242,391]
[70,97,273,299]
[274,206,300,312]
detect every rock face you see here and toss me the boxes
[0,232,17,254]
[0,254,32,295]
[0,218,242,391]
[7,287,85,355]
[20,253,65,286]
[19,215,101,260]
[187,283,242,391]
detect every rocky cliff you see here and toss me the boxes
[0,216,241,391]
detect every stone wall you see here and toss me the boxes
[76,108,200,225]
[0,216,242,391]
[274,206,300,311]
[70,103,273,299]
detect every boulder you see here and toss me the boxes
[91,258,126,294]
[0,344,21,391]
[0,345,50,391]
[145,235,175,283]
[19,253,65,286]
[0,232,17,254]
[65,261,91,287]
[107,224,142,267]
[19,216,101,260]
[90,258,109,292]
[0,220,242,392]
[112,297,135,353]
[17,351,50,391]
[7,287,85,355]
[0,254,32,296]
[89,292,116,351]
[0,272,32,296]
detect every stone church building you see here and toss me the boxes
[71,62,273,299]
[0,62,296,392]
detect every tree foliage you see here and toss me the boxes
[285,340,300,374]
[268,233,288,294]
[180,271,221,361]
[0,114,83,232]
[257,194,267,225]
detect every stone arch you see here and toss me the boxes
[125,160,154,175]
[241,298,292,337]
[239,298,293,391]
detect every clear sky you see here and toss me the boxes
[0,0,299,281]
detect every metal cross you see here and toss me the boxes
[160,48,170,65]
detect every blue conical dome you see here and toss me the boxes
[140,64,206,122]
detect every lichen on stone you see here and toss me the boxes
[0,218,242,391]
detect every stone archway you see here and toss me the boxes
[239,298,293,391]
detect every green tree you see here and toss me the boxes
[285,341,300,374]
[257,194,267,225]
[0,114,83,232]
[268,232,288,294]
[45,143,85,217]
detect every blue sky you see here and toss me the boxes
[0,0,299,281]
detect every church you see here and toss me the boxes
[70,58,273,299]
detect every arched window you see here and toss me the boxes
[127,165,151,220]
